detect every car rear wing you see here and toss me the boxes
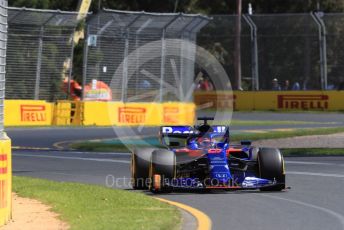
[159,126,193,148]
[160,126,229,136]
[160,126,194,137]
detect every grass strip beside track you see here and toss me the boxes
[13,176,181,230]
[219,120,330,126]
[231,127,344,141]
[71,127,344,153]
[281,148,344,156]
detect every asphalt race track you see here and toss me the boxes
[12,150,344,230]
[9,112,344,230]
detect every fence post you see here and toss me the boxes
[243,14,259,90]
[159,14,181,102]
[159,28,166,102]
[179,17,200,101]
[121,29,129,102]
[0,1,11,227]
[0,0,7,135]
[82,25,89,100]
[121,14,142,102]
[311,12,328,90]
[34,26,44,100]
[67,29,76,99]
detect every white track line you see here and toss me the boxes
[12,153,130,164]
[286,160,344,167]
[287,171,344,178]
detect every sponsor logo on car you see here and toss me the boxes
[161,126,193,134]
[162,126,227,134]
[118,107,146,124]
[215,173,228,178]
[277,95,328,110]
[20,105,47,122]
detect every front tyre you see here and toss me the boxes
[131,148,156,190]
[258,148,285,191]
[149,149,176,193]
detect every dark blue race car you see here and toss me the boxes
[131,117,286,193]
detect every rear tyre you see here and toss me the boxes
[149,149,176,193]
[131,148,156,189]
[258,148,285,191]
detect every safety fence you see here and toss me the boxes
[6,8,344,101]
[6,7,81,101]
[4,7,344,104]
[198,13,344,91]
[84,9,209,102]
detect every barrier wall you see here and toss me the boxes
[6,91,344,127]
[194,91,344,111]
[4,100,195,126]
[0,134,12,226]
[4,100,54,126]
[83,102,195,126]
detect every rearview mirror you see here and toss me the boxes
[169,141,180,147]
[241,140,252,146]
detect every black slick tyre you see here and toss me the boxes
[149,149,176,193]
[131,148,156,189]
[258,148,285,191]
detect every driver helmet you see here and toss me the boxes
[197,137,214,148]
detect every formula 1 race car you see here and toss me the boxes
[131,117,286,193]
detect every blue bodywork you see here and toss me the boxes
[160,126,275,189]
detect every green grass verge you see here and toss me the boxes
[71,127,344,153]
[71,142,148,152]
[281,148,344,156]
[13,176,181,230]
[230,127,344,141]
[217,120,328,126]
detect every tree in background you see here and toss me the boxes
[8,0,344,93]
[8,0,344,13]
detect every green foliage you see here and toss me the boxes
[282,148,344,156]
[9,0,78,10]
[8,0,344,13]
[8,0,344,97]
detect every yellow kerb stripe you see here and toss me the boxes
[155,197,212,230]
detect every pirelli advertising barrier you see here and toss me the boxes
[82,102,195,126]
[4,100,54,126]
[194,91,344,111]
[4,92,344,126]
[3,100,195,126]
[0,135,12,226]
